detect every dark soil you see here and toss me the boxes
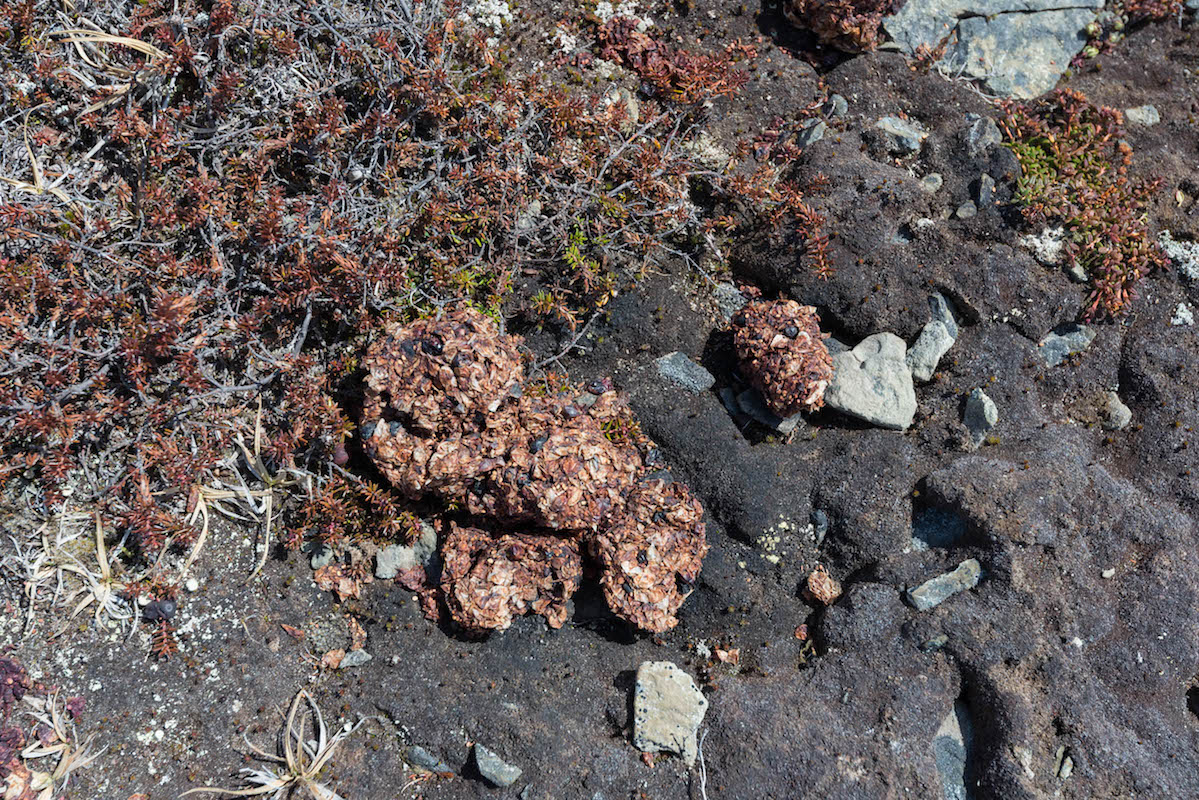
[3,1,1199,799]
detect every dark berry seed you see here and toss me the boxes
[421,338,444,355]
[784,325,799,339]
[652,510,667,524]
[562,404,582,419]
[529,435,548,453]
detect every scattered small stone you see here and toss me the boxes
[1039,324,1096,367]
[875,115,929,155]
[339,649,372,668]
[1159,230,1199,281]
[713,282,747,321]
[825,93,848,117]
[908,559,982,610]
[928,293,958,339]
[964,113,1002,156]
[963,388,998,447]
[407,745,453,774]
[933,704,971,800]
[654,352,715,394]
[810,509,829,545]
[474,744,522,787]
[975,174,996,206]
[735,389,804,435]
[824,333,917,430]
[309,542,334,570]
[1054,745,1075,779]
[1066,262,1088,283]
[919,173,944,193]
[955,201,977,219]
[1020,226,1066,266]
[1123,104,1160,126]
[906,320,955,382]
[184,577,200,593]
[921,634,949,652]
[1101,568,1116,579]
[1171,303,1194,327]
[796,119,827,147]
[1101,391,1132,431]
[375,522,438,579]
[633,661,708,766]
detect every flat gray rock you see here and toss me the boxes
[825,333,917,430]
[1124,104,1160,126]
[874,116,929,155]
[474,744,522,787]
[1039,323,1096,367]
[963,388,998,446]
[654,352,714,394]
[884,0,1102,98]
[1101,391,1132,431]
[906,320,955,382]
[633,661,708,766]
[908,559,982,610]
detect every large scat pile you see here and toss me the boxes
[362,307,708,633]
[732,299,834,418]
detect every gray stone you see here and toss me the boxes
[654,352,714,394]
[407,745,453,774]
[920,173,944,194]
[825,93,848,117]
[906,321,955,382]
[474,744,522,787]
[964,113,1002,156]
[933,702,973,800]
[797,119,827,147]
[884,0,1103,98]
[309,543,334,570]
[963,388,998,446]
[338,649,373,668]
[975,174,996,206]
[736,389,804,435]
[907,559,982,610]
[1101,391,1132,431]
[713,282,746,321]
[1160,231,1199,281]
[1066,262,1089,283]
[633,661,708,766]
[929,293,958,339]
[1039,323,1096,367]
[955,201,977,219]
[375,521,437,579]
[825,333,917,430]
[874,116,929,155]
[1124,104,1160,126]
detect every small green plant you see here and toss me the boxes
[1001,89,1164,318]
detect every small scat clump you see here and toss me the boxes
[783,0,904,53]
[591,480,708,633]
[441,524,583,633]
[732,299,834,418]
[362,308,707,633]
[804,564,842,606]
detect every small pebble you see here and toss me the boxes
[184,577,200,593]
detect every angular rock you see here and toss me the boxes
[963,113,1001,156]
[825,333,917,430]
[407,745,454,774]
[735,389,804,435]
[654,351,714,394]
[475,744,522,787]
[338,649,372,668]
[632,661,708,766]
[955,201,977,220]
[1039,323,1096,367]
[906,320,955,382]
[963,388,998,446]
[907,559,982,610]
[1123,104,1160,126]
[884,0,1103,98]
[975,174,996,207]
[375,522,438,579]
[874,116,929,155]
[1101,391,1132,431]
[797,119,827,147]
[928,292,958,339]
[825,93,848,117]
[919,173,944,193]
